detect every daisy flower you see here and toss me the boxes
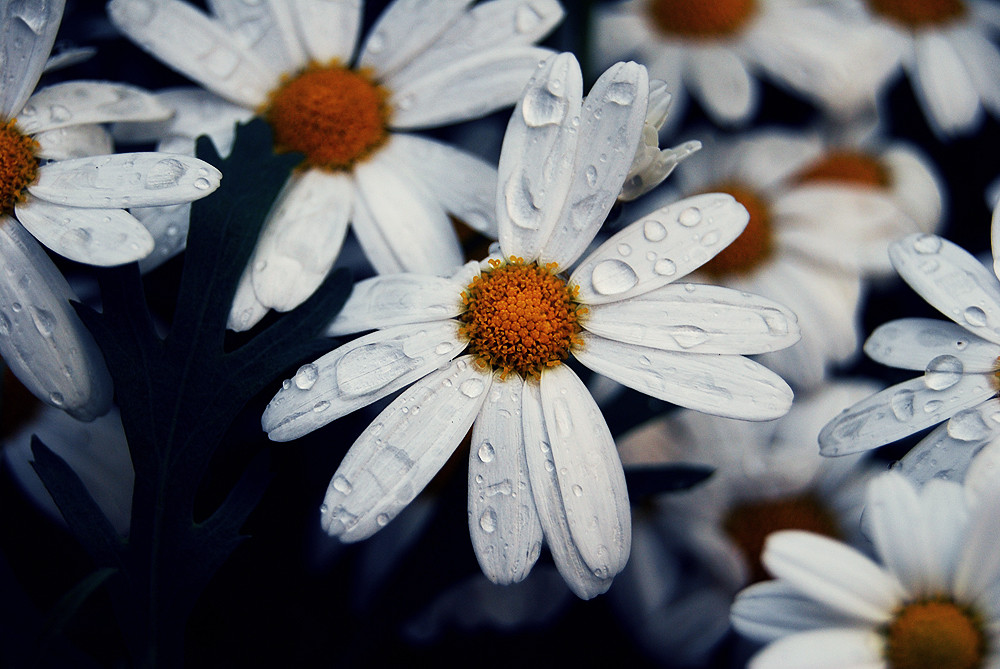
[731,471,1000,669]
[610,381,883,666]
[107,0,565,331]
[633,128,943,389]
[593,0,901,128]
[261,54,799,599]
[0,0,222,420]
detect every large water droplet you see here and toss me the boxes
[32,308,55,337]
[672,325,709,349]
[678,207,702,227]
[480,507,497,533]
[643,220,667,242]
[912,234,942,254]
[947,409,990,441]
[964,306,988,328]
[460,377,485,398]
[605,81,636,105]
[193,177,212,190]
[294,363,319,390]
[478,441,496,463]
[521,85,567,127]
[653,258,676,276]
[332,475,353,495]
[591,259,638,295]
[924,354,964,390]
[889,389,915,421]
[145,158,186,189]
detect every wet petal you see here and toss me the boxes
[16,82,171,135]
[863,318,1000,372]
[262,320,466,441]
[289,0,361,63]
[34,124,113,161]
[206,0,306,74]
[749,629,884,669]
[912,30,981,136]
[895,400,1000,486]
[326,274,464,337]
[686,45,755,125]
[732,580,870,643]
[570,193,749,305]
[320,356,491,541]
[0,0,64,119]
[358,0,472,79]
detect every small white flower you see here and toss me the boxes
[732,471,1000,669]
[261,54,799,599]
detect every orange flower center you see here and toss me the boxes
[796,150,891,188]
[868,0,966,28]
[723,494,840,583]
[647,0,758,38]
[263,62,390,171]
[885,599,985,669]
[0,120,40,216]
[699,182,773,278]
[460,257,585,378]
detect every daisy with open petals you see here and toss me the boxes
[0,0,222,420]
[108,0,565,330]
[731,471,1000,669]
[261,54,798,599]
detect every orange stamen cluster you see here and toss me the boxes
[885,599,984,669]
[796,150,891,188]
[0,120,39,215]
[700,182,774,279]
[723,494,840,584]
[460,257,584,378]
[263,62,390,171]
[647,0,758,38]
[868,0,966,28]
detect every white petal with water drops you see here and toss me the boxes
[34,124,113,161]
[206,0,304,76]
[571,193,749,305]
[582,283,800,354]
[818,374,996,456]
[358,0,472,80]
[496,52,583,263]
[575,333,793,421]
[890,234,1000,346]
[327,274,463,337]
[263,320,466,441]
[16,82,171,135]
[15,198,155,266]
[0,0,64,119]
[288,0,361,63]
[539,61,648,270]
[863,317,1000,372]
[29,153,222,209]
[896,399,1000,485]
[320,355,491,541]
[468,373,543,585]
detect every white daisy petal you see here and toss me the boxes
[34,124,113,161]
[358,0,472,80]
[994,199,1000,283]
[249,170,352,313]
[896,401,1000,486]
[107,0,277,108]
[206,0,305,74]
[918,478,969,579]
[16,82,171,135]
[582,282,800,354]
[14,198,155,266]
[29,153,222,209]
[326,274,464,337]
[686,45,755,125]
[818,375,996,456]
[883,144,945,235]
[262,320,466,442]
[575,332,794,421]
[496,52,583,263]
[521,379,613,599]
[348,181,404,274]
[0,218,112,421]
[890,234,1000,346]
[570,193,749,305]
[863,318,1000,372]
[133,202,191,272]
[954,473,1000,604]
[748,628,884,669]
[911,31,981,136]
[288,0,361,63]
[227,269,269,332]
[468,373,543,585]
[0,0,64,119]
[540,61,649,270]
[762,531,905,624]
[732,580,876,642]
[320,355,491,541]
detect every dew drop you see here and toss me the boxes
[366,33,385,54]
[460,377,485,398]
[617,243,631,257]
[572,484,583,497]
[605,81,636,105]
[924,354,963,391]
[643,220,667,242]
[480,507,497,533]
[478,441,496,463]
[332,475,353,495]
[591,259,638,295]
[32,308,55,337]
[375,513,390,527]
[312,400,330,413]
[585,164,598,187]
[924,400,943,413]
[281,379,291,390]
[49,392,64,407]
[964,306,988,328]
[193,177,211,190]
[653,258,676,276]
[294,363,319,390]
[672,325,709,349]
[678,207,702,227]
[889,389,915,421]
[912,234,942,254]
[11,302,21,312]
[947,409,990,441]
[544,460,555,472]
[521,86,567,127]
[434,342,454,355]
[700,231,720,247]
[920,260,939,273]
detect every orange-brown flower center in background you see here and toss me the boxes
[796,150,891,188]
[699,182,773,279]
[868,0,966,28]
[460,258,584,378]
[263,63,390,171]
[0,120,40,216]
[647,0,758,38]
[723,494,841,583]
[885,599,984,669]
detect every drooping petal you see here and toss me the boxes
[731,580,876,642]
[288,0,361,63]
[206,0,306,75]
[575,333,793,420]
[570,193,749,305]
[320,355,491,541]
[748,629,884,669]
[358,0,473,80]
[16,82,171,135]
[29,153,221,208]
[326,274,464,337]
[0,0,65,119]
[468,373,543,585]
[263,320,466,441]
[34,124,113,161]
[863,318,1000,372]
[227,268,269,332]
[685,45,755,125]
[911,30,981,136]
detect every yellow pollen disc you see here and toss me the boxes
[723,494,841,583]
[263,62,390,171]
[699,182,774,279]
[868,0,966,28]
[796,150,891,188]
[647,0,758,38]
[459,257,585,378]
[885,599,985,669]
[0,120,40,216]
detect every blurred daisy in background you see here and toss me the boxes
[108,0,565,331]
[732,471,1000,669]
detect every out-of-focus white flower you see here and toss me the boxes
[732,471,1000,669]
[0,0,221,420]
[261,54,799,599]
[610,381,883,666]
[108,0,566,329]
[593,0,901,128]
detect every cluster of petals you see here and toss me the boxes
[107,0,566,331]
[260,53,800,598]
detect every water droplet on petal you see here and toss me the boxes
[460,377,485,398]
[332,475,353,494]
[11,302,21,312]
[312,400,330,413]
[585,165,598,187]
[49,392,64,406]
[591,259,638,295]
[294,363,319,390]
[193,177,211,190]
[478,441,496,463]
[605,81,636,105]
[924,400,943,413]
[617,243,631,256]
[319,503,328,515]
[912,234,942,254]
[947,409,990,441]
[653,258,676,276]
[889,389,915,421]
[32,308,55,337]
[924,354,964,390]
[964,306,988,328]
[643,220,667,242]
[572,484,583,497]
[435,342,454,355]
[480,507,497,533]
[521,85,567,127]
[375,513,390,527]
[678,207,702,227]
